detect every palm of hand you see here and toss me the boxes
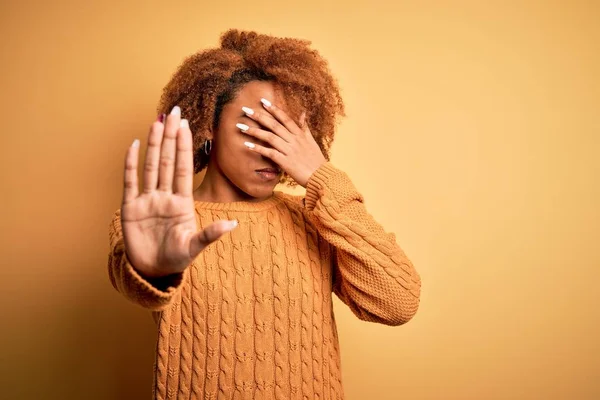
[122,192,197,277]
[119,108,237,278]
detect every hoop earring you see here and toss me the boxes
[203,139,212,155]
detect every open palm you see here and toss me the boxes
[120,107,237,278]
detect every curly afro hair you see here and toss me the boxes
[156,29,345,185]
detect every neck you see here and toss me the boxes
[193,162,271,204]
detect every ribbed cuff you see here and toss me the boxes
[120,243,185,302]
[304,162,339,211]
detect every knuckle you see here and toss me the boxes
[147,136,162,146]
[163,128,177,138]
[204,224,221,242]
[265,133,276,145]
[173,166,190,177]
[159,157,174,168]
[251,128,263,140]
[198,229,209,244]
[144,162,157,172]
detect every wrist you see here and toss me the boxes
[125,249,184,280]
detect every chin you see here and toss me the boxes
[243,183,277,199]
[237,177,279,199]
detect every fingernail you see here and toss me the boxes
[180,119,189,128]
[226,220,238,230]
[260,98,272,108]
[236,123,249,132]
[132,139,140,148]
[244,141,255,149]
[170,106,181,116]
[242,106,254,116]
[158,113,166,123]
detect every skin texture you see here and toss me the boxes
[121,108,239,278]
[194,80,327,203]
[120,29,343,278]
[120,81,327,278]
[156,29,345,181]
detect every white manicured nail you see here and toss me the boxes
[236,123,249,132]
[132,139,140,148]
[180,119,189,128]
[226,220,238,229]
[260,98,272,107]
[170,106,181,116]
[244,141,255,149]
[242,107,254,115]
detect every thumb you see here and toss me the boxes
[189,219,238,257]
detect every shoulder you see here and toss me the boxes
[273,191,328,247]
[274,190,306,211]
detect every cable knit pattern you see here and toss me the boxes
[305,162,421,325]
[107,162,421,399]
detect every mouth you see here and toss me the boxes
[255,167,281,174]
[255,167,282,181]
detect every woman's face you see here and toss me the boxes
[210,80,287,200]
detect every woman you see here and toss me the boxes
[108,29,421,400]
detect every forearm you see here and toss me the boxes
[305,163,421,325]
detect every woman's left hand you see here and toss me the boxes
[238,98,326,188]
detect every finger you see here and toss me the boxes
[260,98,303,135]
[242,106,293,142]
[298,111,312,136]
[143,121,165,193]
[173,119,194,196]
[123,139,140,203]
[189,220,238,257]
[299,111,307,129]
[158,106,181,192]
[236,123,290,154]
[243,141,285,164]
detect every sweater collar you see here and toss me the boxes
[193,191,282,212]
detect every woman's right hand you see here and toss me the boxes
[120,106,237,278]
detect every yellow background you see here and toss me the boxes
[1,0,598,399]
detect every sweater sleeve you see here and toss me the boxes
[107,208,186,311]
[304,162,421,326]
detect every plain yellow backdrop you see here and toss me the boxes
[1,0,598,399]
